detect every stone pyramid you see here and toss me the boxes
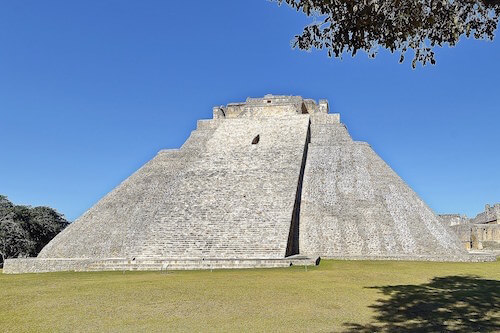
[5,95,490,274]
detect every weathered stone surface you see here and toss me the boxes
[449,224,473,250]
[299,115,468,259]
[443,203,500,250]
[40,113,310,260]
[472,203,500,225]
[4,95,491,274]
[438,214,469,226]
[3,256,318,274]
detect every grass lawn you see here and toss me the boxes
[0,260,499,332]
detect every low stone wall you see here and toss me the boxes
[3,256,319,274]
[3,258,96,274]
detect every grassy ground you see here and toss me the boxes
[0,260,499,332]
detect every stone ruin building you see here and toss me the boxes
[4,95,495,273]
[440,204,500,250]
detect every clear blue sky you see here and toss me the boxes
[0,1,498,221]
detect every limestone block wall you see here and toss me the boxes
[3,258,95,273]
[39,147,191,259]
[40,111,310,260]
[310,113,340,125]
[132,115,310,259]
[299,117,466,258]
[449,223,500,250]
[215,95,323,119]
[438,214,470,226]
[471,224,500,249]
[449,224,472,250]
[472,224,500,242]
[4,257,320,274]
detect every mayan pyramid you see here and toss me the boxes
[5,95,489,274]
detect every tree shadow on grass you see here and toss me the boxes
[343,275,500,332]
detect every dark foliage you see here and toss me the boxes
[0,195,69,265]
[274,0,500,67]
[343,275,500,332]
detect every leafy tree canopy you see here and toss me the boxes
[274,0,500,67]
[0,195,69,265]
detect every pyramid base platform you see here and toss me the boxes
[2,255,320,274]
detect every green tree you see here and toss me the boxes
[28,206,69,254]
[0,196,69,266]
[0,195,13,214]
[0,216,33,264]
[274,0,500,67]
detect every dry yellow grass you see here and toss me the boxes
[0,260,499,332]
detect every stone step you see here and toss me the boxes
[309,123,352,144]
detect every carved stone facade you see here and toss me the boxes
[442,204,500,250]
